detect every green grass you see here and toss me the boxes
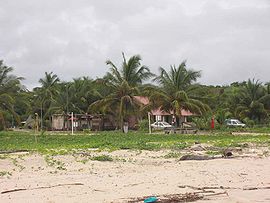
[164,152,182,159]
[91,155,113,162]
[44,155,66,170]
[0,171,12,177]
[0,131,269,154]
[212,126,270,134]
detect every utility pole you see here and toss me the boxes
[66,84,69,114]
[40,101,43,130]
[11,115,14,128]
[148,112,152,134]
[71,112,74,135]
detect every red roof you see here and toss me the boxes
[134,96,194,116]
[151,108,193,116]
[134,96,149,105]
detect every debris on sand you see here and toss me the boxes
[128,193,203,203]
[179,154,214,161]
[223,149,233,157]
[189,144,206,151]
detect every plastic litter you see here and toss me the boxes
[144,196,158,203]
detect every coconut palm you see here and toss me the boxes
[68,77,101,113]
[89,53,153,128]
[147,61,209,126]
[38,72,60,99]
[89,81,142,128]
[235,79,270,122]
[50,77,101,115]
[0,60,23,129]
[34,72,60,128]
[104,52,154,87]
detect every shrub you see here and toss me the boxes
[243,118,255,127]
[83,129,91,134]
[138,119,149,132]
[91,155,113,162]
[193,117,211,130]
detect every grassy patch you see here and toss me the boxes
[0,155,8,159]
[0,131,269,154]
[10,157,25,171]
[44,155,66,170]
[91,155,113,162]
[0,171,12,177]
[164,152,181,159]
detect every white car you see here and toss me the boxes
[225,119,246,127]
[151,121,172,129]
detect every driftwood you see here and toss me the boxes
[0,150,30,154]
[178,185,237,190]
[178,185,270,191]
[204,191,228,197]
[243,186,270,190]
[179,152,234,161]
[1,183,84,194]
[179,155,215,161]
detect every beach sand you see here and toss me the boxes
[0,148,270,203]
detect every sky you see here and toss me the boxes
[0,0,270,89]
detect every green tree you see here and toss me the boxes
[235,79,270,123]
[104,52,154,87]
[148,61,209,126]
[89,53,153,128]
[0,60,23,129]
[50,77,101,115]
[34,72,60,129]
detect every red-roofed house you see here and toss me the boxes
[134,96,194,126]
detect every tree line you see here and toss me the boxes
[1,53,270,130]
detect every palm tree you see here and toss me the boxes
[89,81,142,128]
[104,52,154,87]
[0,60,23,129]
[148,61,209,126]
[235,79,270,122]
[38,72,60,99]
[46,82,71,115]
[34,72,60,129]
[51,77,101,115]
[89,53,153,128]
[69,77,101,113]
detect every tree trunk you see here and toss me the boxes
[0,111,6,131]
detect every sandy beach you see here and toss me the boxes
[1,147,270,203]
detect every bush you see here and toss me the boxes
[83,129,91,134]
[91,155,113,162]
[243,118,255,127]
[193,117,211,130]
[138,119,149,132]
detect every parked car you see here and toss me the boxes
[224,119,246,127]
[151,121,172,129]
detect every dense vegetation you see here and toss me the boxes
[1,54,270,130]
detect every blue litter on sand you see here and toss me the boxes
[144,196,158,203]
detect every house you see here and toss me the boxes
[134,96,194,126]
[51,96,195,131]
[151,108,193,125]
[51,113,116,131]
[51,114,92,131]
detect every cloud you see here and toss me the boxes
[0,0,269,88]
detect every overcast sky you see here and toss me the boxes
[1,0,270,89]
